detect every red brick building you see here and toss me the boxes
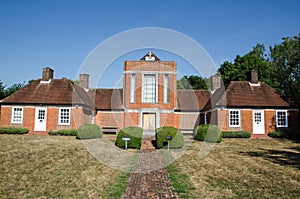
[0,52,298,137]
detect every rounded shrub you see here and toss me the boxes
[222,131,251,138]
[76,124,102,139]
[115,127,143,149]
[195,124,222,143]
[155,126,184,149]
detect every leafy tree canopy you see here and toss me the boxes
[0,80,28,100]
[177,75,208,90]
[218,33,300,105]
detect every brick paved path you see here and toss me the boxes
[121,139,177,199]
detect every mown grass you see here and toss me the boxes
[174,138,300,198]
[0,134,126,198]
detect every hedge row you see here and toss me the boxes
[115,127,143,149]
[222,131,251,138]
[0,127,29,134]
[48,129,77,136]
[155,126,184,149]
[268,131,286,138]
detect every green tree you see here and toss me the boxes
[270,34,300,105]
[218,44,273,85]
[177,75,208,90]
[4,82,25,97]
[0,80,5,99]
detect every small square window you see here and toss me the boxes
[11,107,23,124]
[229,110,240,127]
[276,110,288,127]
[59,108,71,125]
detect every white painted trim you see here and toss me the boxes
[58,107,71,125]
[228,109,241,127]
[248,82,260,87]
[11,106,24,124]
[276,110,288,128]
[40,79,51,84]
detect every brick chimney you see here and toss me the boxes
[250,70,258,83]
[42,67,54,81]
[211,75,221,91]
[79,74,89,88]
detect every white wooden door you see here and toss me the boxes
[252,110,265,134]
[34,107,47,131]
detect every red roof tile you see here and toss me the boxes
[176,89,210,111]
[89,89,123,110]
[205,81,290,109]
[0,79,94,108]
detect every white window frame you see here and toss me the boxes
[164,74,169,103]
[276,110,288,128]
[58,108,71,125]
[11,106,24,124]
[130,74,136,103]
[142,73,158,103]
[228,109,241,127]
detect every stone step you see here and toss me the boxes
[141,138,156,151]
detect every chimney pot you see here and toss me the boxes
[79,74,89,88]
[42,67,54,81]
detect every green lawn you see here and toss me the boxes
[172,138,300,198]
[0,134,124,198]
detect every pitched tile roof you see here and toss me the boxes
[176,89,210,111]
[205,81,290,110]
[89,88,123,110]
[0,79,94,108]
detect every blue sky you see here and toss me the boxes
[0,0,299,87]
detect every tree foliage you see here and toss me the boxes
[0,80,27,100]
[177,75,208,90]
[218,34,300,105]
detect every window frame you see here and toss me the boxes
[164,74,169,104]
[130,74,136,103]
[142,73,158,103]
[58,108,71,125]
[228,109,241,127]
[11,106,24,124]
[276,110,288,128]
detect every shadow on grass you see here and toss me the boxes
[240,147,300,169]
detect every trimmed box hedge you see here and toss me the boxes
[115,127,143,149]
[0,127,29,134]
[76,124,102,139]
[155,126,184,149]
[48,129,78,136]
[195,124,222,143]
[268,131,286,138]
[222,131,251,138]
